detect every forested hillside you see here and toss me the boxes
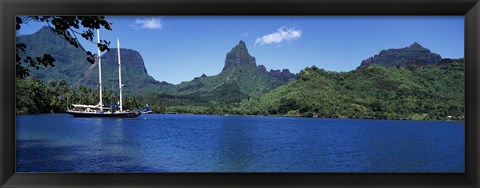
[143,40,295,107]
[16,26,172,95]
[16,27,464,120]
[235,62,464,120]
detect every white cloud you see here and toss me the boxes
[254,26,302,47]
[132,17,163,30]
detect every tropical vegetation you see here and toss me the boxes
[15,26,464,121]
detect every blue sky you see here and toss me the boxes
[17,16,464,84]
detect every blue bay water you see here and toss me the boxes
[16,114,464,172]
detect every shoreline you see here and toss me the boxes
[17,112,465,122]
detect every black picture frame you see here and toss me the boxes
[1,0,479,187]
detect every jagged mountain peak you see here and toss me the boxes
[238,40,246,46]
[409,42,424,48]
[222,40,257,71]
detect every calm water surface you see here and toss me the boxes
[16,114,464,172]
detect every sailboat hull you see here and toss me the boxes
[67,111,141,118]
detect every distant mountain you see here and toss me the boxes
[16,26,171,95]
[359,42,442,68]
[16,26,91,85]
[236,61,464,120]
[223,40,296,82]
[234,42,464,120]
[165,40,294,104]
[80,48,172,95]
[222,40,257,71]
[263,67,297,83]
[16,27,465,120]
[18,27,296,105]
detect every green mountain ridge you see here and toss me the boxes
[231,43,464,120]
[80,48,172,95]
[235,62,464,120]
[143,40,294,105]
[16,26,171,95]
[16,27,464,120]
[175,40,290,97]
[17,27,293,105]
[16,26,91,85]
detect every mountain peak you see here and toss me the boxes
[100,48,149,75]
[222,40,256,71]
[239,40,246,46]
[409,42,424,49]
[359,43,441,68]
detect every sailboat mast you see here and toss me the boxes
[97,29,103,112]
[117,39,123,112]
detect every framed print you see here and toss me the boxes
[1,0,479,187]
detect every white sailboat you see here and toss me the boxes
[67,30,141,118]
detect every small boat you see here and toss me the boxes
[142,104,153,114]
[67,30,141,118]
